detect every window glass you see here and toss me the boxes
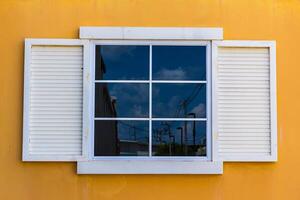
[95,45,149,80]
[152,83,206,118]
[152,121,206,156]
[94,120,149,156]
[93,44,208,158]
[95,83,149,118]
[152,46,206,80]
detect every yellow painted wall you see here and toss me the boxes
[0,0,299,199]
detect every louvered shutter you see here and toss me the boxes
[23,39,89,161]
[212,41,277,161]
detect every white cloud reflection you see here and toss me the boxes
[190,103,206,117]
[154,67,187,80]
[109,83,149,117]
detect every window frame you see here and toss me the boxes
[88,40,212,162]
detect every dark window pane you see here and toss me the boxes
[152,83,206,118]
[152,46,206,80]
[94,120,149,156]
[152,121,206,156]
[95,45,149,80]
[95,83,149,118]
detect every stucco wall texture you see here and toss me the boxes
[0,0,299,199]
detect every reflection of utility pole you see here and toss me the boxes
[158,130,162,144]
[129,125,137,141]
[176,127,183,146]
[163,122,172,156]
[170,135,175,153]
[182,101,188,155]
[188,113,196,146]
[133,127,136,141]
[154,129,161,143]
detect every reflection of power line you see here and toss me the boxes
[118,121,148,142]
[117,83,205,146]
[162,122,174,156]
[118,121,148,133]
[173,84,204,118]
[165,84,205,155]
[184,84,204,106]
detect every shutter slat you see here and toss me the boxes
[29,135,82,139]
[218,137,270,141]
[28,152,82,155]
[218,128,270,133]
[31,64,83,69]
[219,149,270,153]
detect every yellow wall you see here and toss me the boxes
[0,0,299,199]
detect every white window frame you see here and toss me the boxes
[90,40,211,161]
[78,27,223,174]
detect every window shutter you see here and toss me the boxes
[23,39,89,161]
[212,41,277,161]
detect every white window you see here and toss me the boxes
[23,27,277,174]
[92,41,211,160]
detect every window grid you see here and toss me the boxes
[92,42,209,159]
[149,45,152,156]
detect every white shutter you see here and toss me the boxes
[212,41,277,161]
[23,39,89,161]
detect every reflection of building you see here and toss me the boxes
[95,84,118,117]
[94,50,120,155]
[95,46,106,80]
[94,50,148,156]
[94,84,119,155]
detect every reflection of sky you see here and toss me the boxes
[152,84,206,118]
[95,45,207,143]
[117,121,149,142]
[96,45,206,81]
[153,46,206,80]
[96,45,149,80]
[108,83,149,117]
[152,121,206,145]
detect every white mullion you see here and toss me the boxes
[95,80,149,83]
[151,118,207,121]
[152,80,207,84]
[206,42,212,161]
[94,117,149,121]
[91,43,96,159]
[149,45,153,157]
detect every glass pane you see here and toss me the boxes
[95,45,149,80]
[152,83,206,118]
[94,120,149,156]
[95,83,149,118]
[152,46,206,80]
[152,121,206,156]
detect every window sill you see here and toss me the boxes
[77,160,223,174]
